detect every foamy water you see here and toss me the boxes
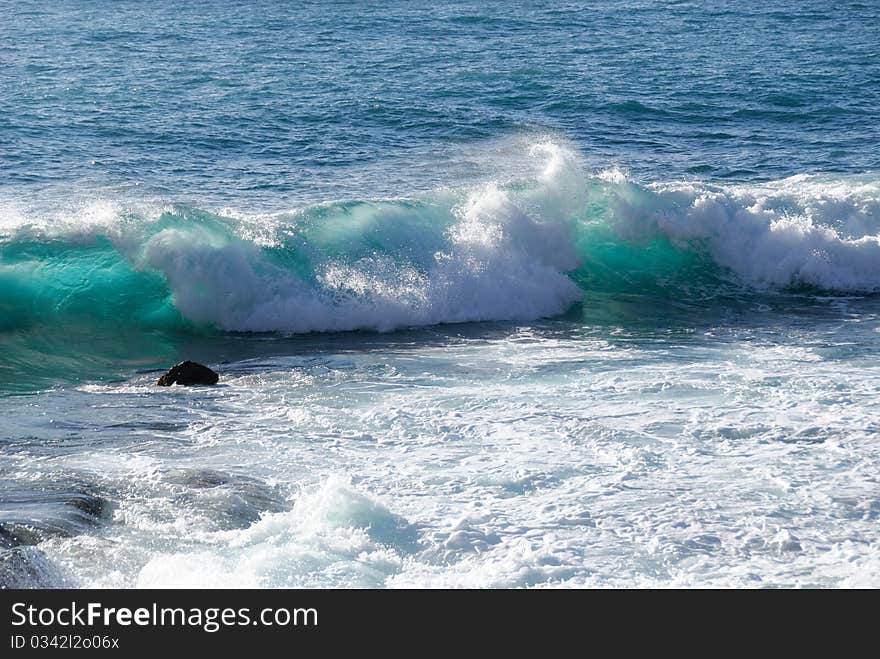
[6,318,877,588]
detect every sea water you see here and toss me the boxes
[1,0,879,587]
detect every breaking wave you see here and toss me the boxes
[2,142,880,388]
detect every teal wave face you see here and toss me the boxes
[0,237,188,392]
[0,238,178,332]
[3,149,880,392]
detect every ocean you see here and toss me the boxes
[2,0,879,587]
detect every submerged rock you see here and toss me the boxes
[157,361,219,386]
[0,481,110,548]
[0,547,67,588]
[162,469,289,530]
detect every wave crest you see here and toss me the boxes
[3,143,880,341]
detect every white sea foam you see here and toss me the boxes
[136,156,583,332]
[134,475,413,588]
[24,325,880,589]
[608,173,880,292]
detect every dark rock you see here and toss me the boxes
[157,361,219,386]
[0,547,66,588]
[0,527,17,550]
[65,492,110,520]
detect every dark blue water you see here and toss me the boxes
[3,0,879,207]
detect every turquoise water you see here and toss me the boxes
[2,1,880,587]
